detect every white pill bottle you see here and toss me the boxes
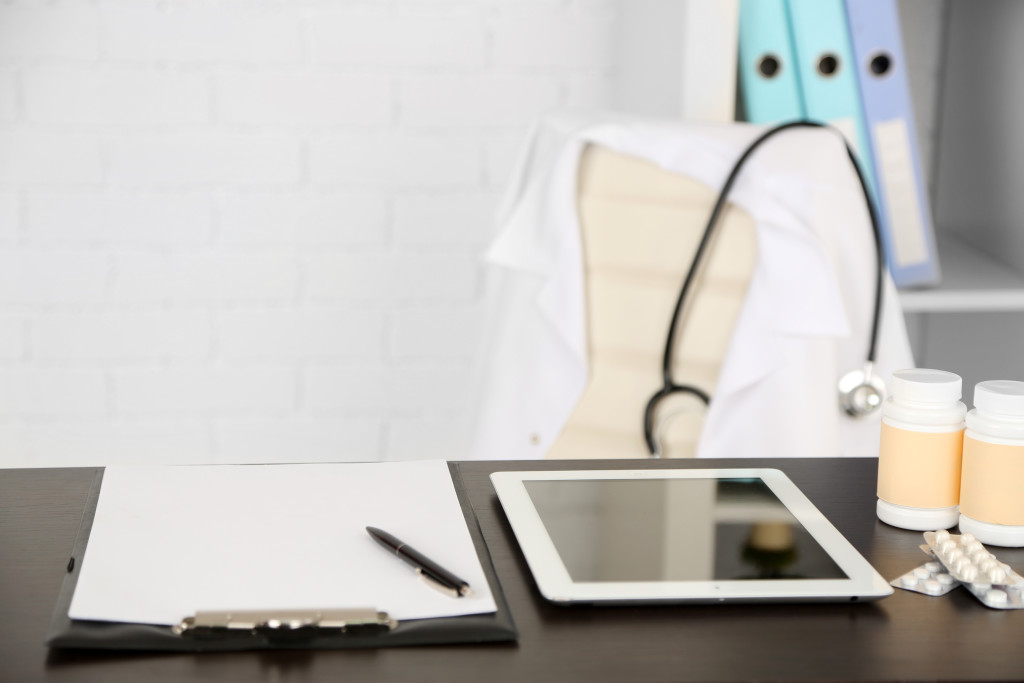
[958,380,1024,547]
[876,369,966,530]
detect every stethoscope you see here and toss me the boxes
[642,121,886,457]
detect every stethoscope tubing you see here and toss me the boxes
[643,120,886,456]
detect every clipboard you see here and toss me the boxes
[46,463,517,651]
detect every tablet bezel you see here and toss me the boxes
[490,468,893,604]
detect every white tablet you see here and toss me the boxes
[491,468,892,605]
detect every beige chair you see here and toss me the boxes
[546,144,758,460]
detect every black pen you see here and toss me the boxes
[366,526,472,597]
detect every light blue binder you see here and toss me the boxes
[845,0,941,287]
[786,0,876,195]
[738,0,804,124]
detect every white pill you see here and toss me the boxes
[939,540,957,555]
[924,579,942,594]
[913,566,932,579]
[989,568,1008,585]
[937,573,956,586]
[985,589,1008,606]
[980,558,998,573]
[960,532,976,544]
[961,565,980,582]
[945,549,964,565]
[935,530,952,544]
[901,573,919,588]
[925,562,942,573]
[970,549,990,564]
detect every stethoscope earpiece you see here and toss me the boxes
[838,362,886,419]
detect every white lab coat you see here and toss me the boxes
[467,113,914,460]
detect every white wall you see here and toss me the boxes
[0,0,620,467]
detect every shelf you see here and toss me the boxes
[898,233,1024,313]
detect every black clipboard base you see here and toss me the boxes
[46,465,517,651]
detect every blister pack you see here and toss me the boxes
[891,560,959,596]
[921,530,1024,609]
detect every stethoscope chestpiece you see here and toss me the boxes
[838,362,886,418]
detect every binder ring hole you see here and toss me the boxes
[757,54,781,78]
[817,53,840,77]
[869,51,893,77]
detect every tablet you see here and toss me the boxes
[491,468,892,605]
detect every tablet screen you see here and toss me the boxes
[524,478,848,583]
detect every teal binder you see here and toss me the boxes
[786,0,877,195]
[738,0,805,124]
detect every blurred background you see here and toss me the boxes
[0,0,1013,467]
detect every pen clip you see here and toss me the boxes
[415,568,472,598]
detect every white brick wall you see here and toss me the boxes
[0,0,618,467]
[0,193,18,242]
[401,75,562,128]
[0,5,99,61]
[394,193,499,247]
[113,252,300,304]
[310,134,480,188]
[0,70,17,124]
[0,314,25,360]
[115,367,295,417]
[493,10,616,68]
[108,133,302,186]
[24,67,210,126]
[104,5,303,64]
[0,132,103,184]
[0,251,108,305]
[28,192,213,246]
[309,12,486,68]
[0,369,106,418]
[34,311,213,361]
[219,193,388,248]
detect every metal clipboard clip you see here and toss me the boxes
[173,608,397,643]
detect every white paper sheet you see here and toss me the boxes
[68,461,497,625]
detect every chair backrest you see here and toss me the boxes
[546,144,758,459]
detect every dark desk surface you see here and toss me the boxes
[3,458,1023,683]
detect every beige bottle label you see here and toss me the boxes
[960,436,1024,525]
[877,423,964,508]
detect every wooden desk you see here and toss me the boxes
[3,458,1023,682]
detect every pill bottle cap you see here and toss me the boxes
[973,380,1024,416]
[889,368,962,405]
